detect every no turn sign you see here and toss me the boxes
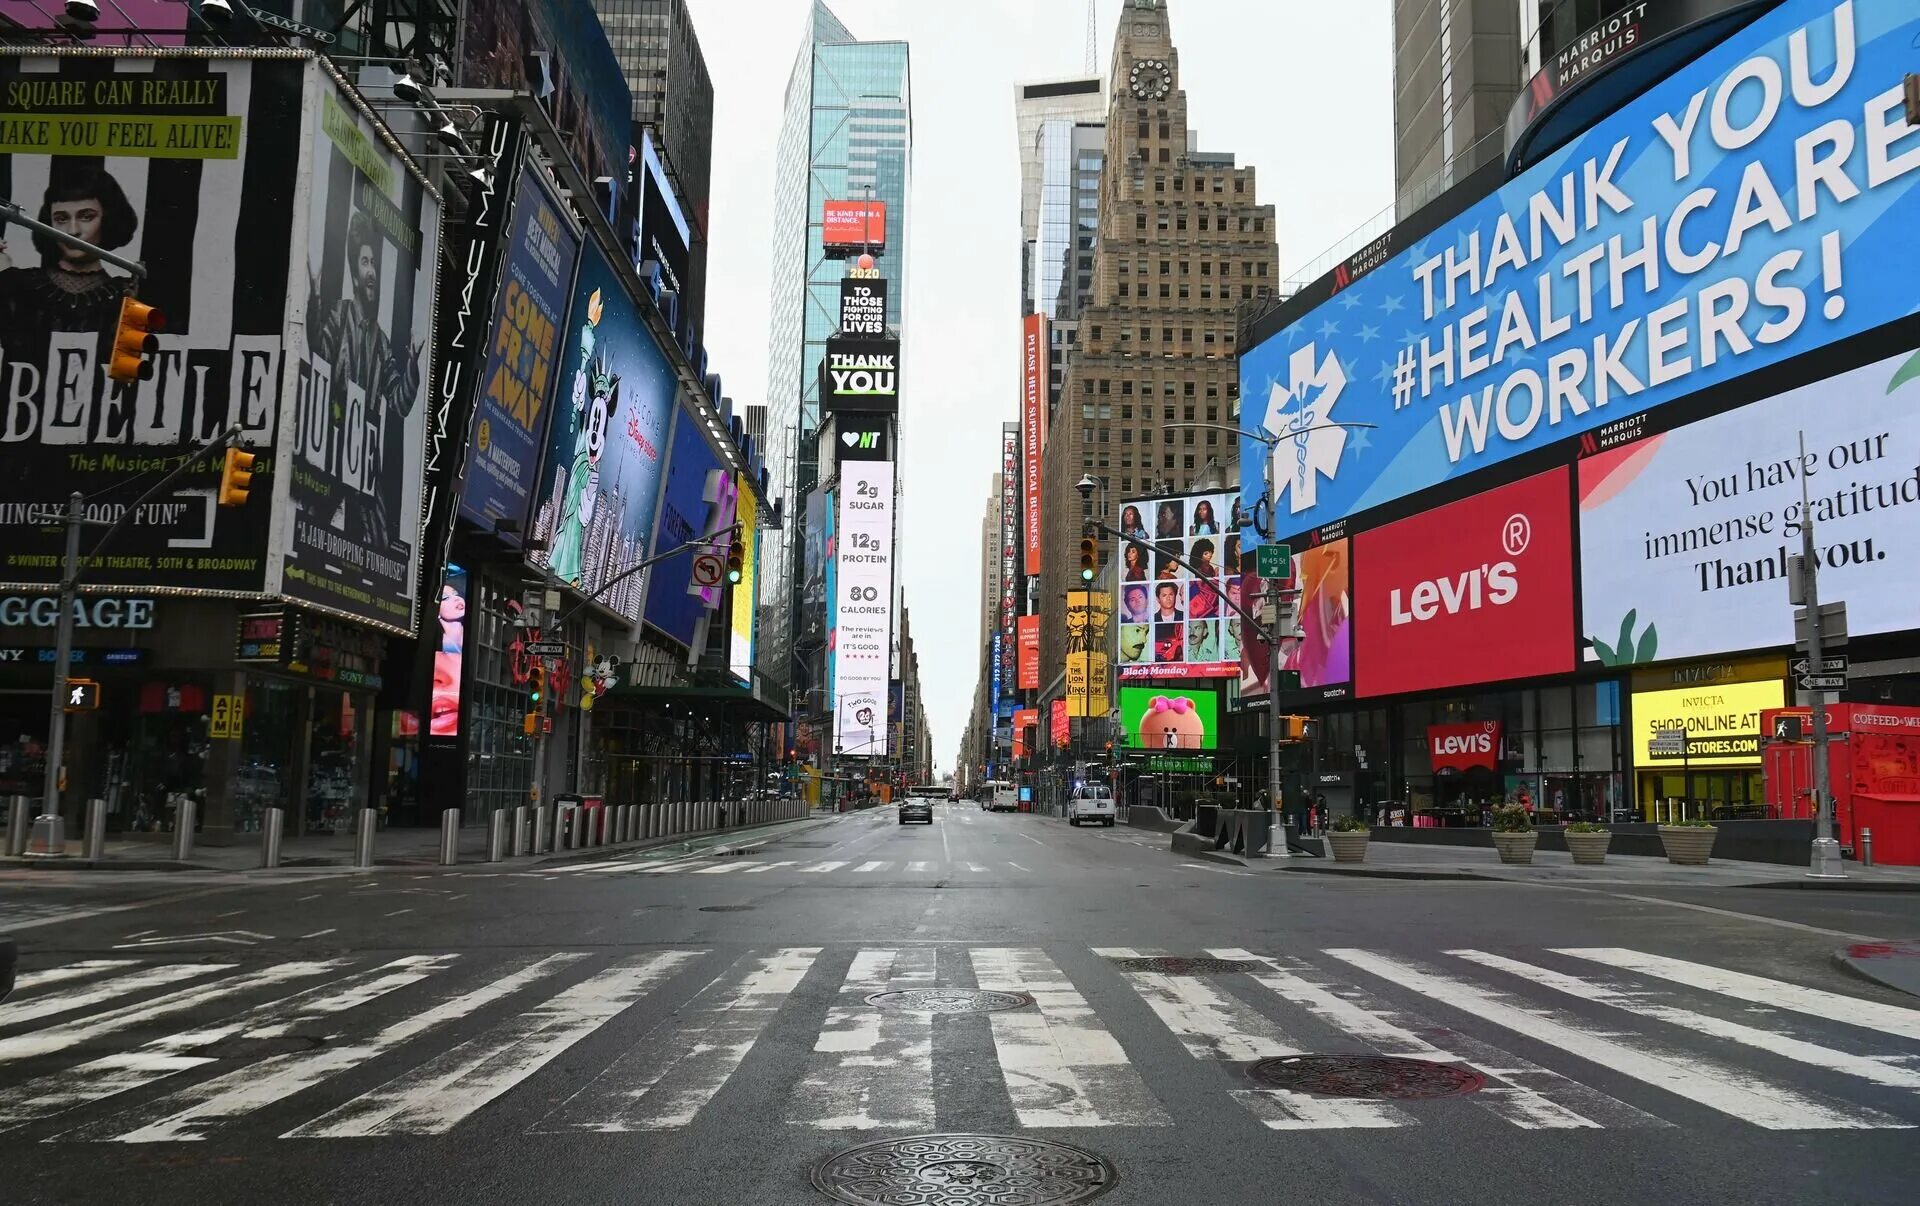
[691,554,724,587]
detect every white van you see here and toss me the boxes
[1066,784,1116,827]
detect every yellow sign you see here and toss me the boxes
[1631,679,1784,768]
[1065,590,1112,717]
[209,693,244,740]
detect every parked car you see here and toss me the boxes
[1067,785,1117,827]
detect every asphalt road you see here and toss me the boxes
[4,804,1920,1205]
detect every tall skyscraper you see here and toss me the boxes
[762,0,911,738]
[1017,76,1106,318]
[1392,0,1523,216]
[1037,0,1278,692]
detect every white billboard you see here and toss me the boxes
[1578,347,1920,666]
[833,458,895,756]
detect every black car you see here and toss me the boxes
[897,798,934,824]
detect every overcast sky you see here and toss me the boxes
[684,0,1394,773]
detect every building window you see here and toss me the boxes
[1137,120,1149,138]
[1121,402,1132,416]
[1154,175,1165,192]
[1161,327,1173,343]
[1090,324,1102,339]
[1206,429,1218,445]
[1121,429,1133,444]
[1184,455,1195,470]
[1176,214,1187,231]
[1180,327,1192,342]
[1203,329,1215,344]
[1174,175,1184,191]
[1160,260,1170,275]
[1118,326,1131,342]
[1177,283,1189,299]
[1157,147,1170,163]
[1241,285,1253,299]
[1200,261,1210,275]
[1120,384,1132,398]
[1235,178,1245,193]
[1200,285,1211,300]
[1158,121,1170,138]
[1254,217,1266,233]
[1198,213,1209,231]
[1159,283,1170,298]
[1257,261,1269,276]
[1118,282,1129,298]
[1081,405,1095,420]
[1205,405,1218,420]
[1182,429,1194,445]
[1156,213,1169,231]
[1098,379,1110,394]
[1179,260,1189,274]
[1183,382,1195,397]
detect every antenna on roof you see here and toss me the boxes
[1086,0,1097,74]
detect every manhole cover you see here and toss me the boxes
[1107,956,1256,975]
[1246,1055,1486,1100]
[812,1134,1115,1205]
[865,988,1034,1014]
[699,904,754,912]
[190,1034,329,1059]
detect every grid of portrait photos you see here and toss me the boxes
[1114,490,1241,677]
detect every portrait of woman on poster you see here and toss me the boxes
[1189,499,1218,536]
[1122,543,1148,581]
[1190,537,1218,578]
[1224,534,1241,574]
[1156,501,1183,539]
[1120,504,1149,544]
[0,162,138,369]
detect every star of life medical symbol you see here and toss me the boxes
[1266,342,1348,515]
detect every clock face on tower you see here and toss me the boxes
[1129,58,1170,101]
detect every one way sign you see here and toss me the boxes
[1790,655,1848,676]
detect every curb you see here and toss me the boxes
[1277,863,1497,882]
[1741,878,1920,893]
[531,814,830,868]
[1830,943,1920,999]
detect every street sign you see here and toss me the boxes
[691,554,724,588]
[1256,544,1292,579]
[1648,728,1685,756]
[1790,655,1848,676]
[1792,601,1848,648]
[525,641,566,658]
[63,679,99,711]
[1798,673,1847,692]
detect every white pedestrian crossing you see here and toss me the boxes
[553,857,1057,877]
[0,943,1915,1142]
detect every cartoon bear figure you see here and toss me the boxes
[1137,695,1206,749]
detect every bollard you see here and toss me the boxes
[84,798,107,861]
[588,808,602,848]
[438,808,459,865]
[259,807,284,869]
[1861,828,1875,868]
[512,805,529,856]
[353,807,377,869]
[172,799,197,862]
[7,794,31,857]
[644,803,658,838]
[488,809,509,862]
[619,805,633,843]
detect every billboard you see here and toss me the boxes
[822,198,887,253]
[999,428,1019,696]
[1115,489,1238,679]
[1051,698,1070,748]
[821,335,899,412]
[1633,678,1784,768]
[430,564,468,737]
[1579,345,1920,666]
[729,477,757,685]
[0,54,298,596]
[1354,468,1575,698]
[833,413,890,463]
[833,458,895,757]
[1240,535,1353,704]
[1022,312,1046,576]
[459,0,630,189]
[1017,613,1040,691]
[0,1,186,46]
[635,130,691,321]
[1012,707,1038,761]
[643,404,734,649]
[281,72,441,633]
[527,244,676,625]
[1240,0,1920,540]
[1119,685,1219,751]
[1065,589,1111,717]
[839,277,888,337]
[460,152,580,536]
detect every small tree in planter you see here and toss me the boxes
[1659,817,1718,865]
[1564,821,1611,866]
[1327,814,1370,863]
[1490,805,1537,865]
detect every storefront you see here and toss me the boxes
[1628,660,1786,822]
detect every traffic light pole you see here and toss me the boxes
[1796,432,1843,880]
[0,200,147,278]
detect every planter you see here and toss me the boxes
[1327,832,1370,864]
[1491,830,1537,865]
[1565,830,1611,866]
[1659,825,1719,865]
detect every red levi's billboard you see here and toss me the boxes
[1428,721,1502,772]
[1355,468,1575,698]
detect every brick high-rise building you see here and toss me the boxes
[1037,0,1278,695]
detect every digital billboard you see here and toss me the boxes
[526,244,675,624]
[1580,344,1920,665]
[802,487,828,645]
[1115,489,1239,679]
[833,413,891,463]
[643,404,734,649]
[1017,614,1040,691]
[1240,0,1920,542]
[839,278,888,336]
[833,459,894,757]
[822,198,887,253]
[1119,685,1220,751]
[1354,468,1575,698]
[431,564,468,737]
[999,426,1018,698]
[0,55,299,597]
[730,477,757,685]
[1023,312,1047,576]
[821,335,900,412]
[1051,698,1070,748]
[1012,707,1038,761]
[635,129,692,332]
[461,152,580,535]
[1241,535,1353,704]
[1633,679,1784,768]
[282,72,441,634]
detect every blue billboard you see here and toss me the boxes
[462,159,580,535]
[643,404,734,649]
[1241,0,1920,543]
[526,245,676,624]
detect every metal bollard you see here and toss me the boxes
[488,809,509,862]
[7,794,30,857]
[84,797,107,861]
[532,803,550,854]
[1861,828,1875,868]
[172,799,197,861]
[437,809,459,865]
[353,807,377,868]
[619,805,633,842]
[259,807,284,869]
[512,805,529,856]
[643,803,657,838]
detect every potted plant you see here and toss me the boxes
[1490,805,1537,865]
[1564,821,1611,866]
[1659,817,1718,865]
[1327,815,1370,863]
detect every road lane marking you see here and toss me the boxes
[1328,949,1906,1130]
[536,948,819,1132]
[907,861,932,872]
[744,861,798,874]
[290,951,702,1137]
[13,960,139,989]
[966,863,987,873]
[854,861,885,873]
[970,947,1166,1127]
[792,948,934,1129]
[800,861,848,873]
[0,964,227,1029]
[1020,833,1046,846]
[1008,862,1030,872]
[689,862,746,874]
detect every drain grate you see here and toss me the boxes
[698,904,755,912]
[865,988,1034,1015]
[1107,956,1257,975]
[1246,1054,1486,1100]
[812,1134,1116,1205]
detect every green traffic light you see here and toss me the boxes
[1081,568,1094,581]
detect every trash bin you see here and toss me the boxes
[25,813,65,858]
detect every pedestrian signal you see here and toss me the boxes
[64,679,100,711]
[108,295,164,382]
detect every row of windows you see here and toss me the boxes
[1100,324,1237,347]
[1119,257,1267,277]
[1133,211,1265,234]
[1081,454,1203,480]
[1074,425,1222,448]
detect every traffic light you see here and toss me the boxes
[1277,714,1308,742]
[217,447,256,507]
[726,536,745,583]
[1079,538,1097,581]
[528,663,546,706]
[108,295,164,382]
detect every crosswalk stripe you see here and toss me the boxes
[744,860,797,873]
[537,948,820,1132]
[0,961,339,1066]
[287,951,702,1137]
[970,947,1166,1127]
[0,963,229,1029]
[68,954,584,1144]
[1210,948,1660,1130]
[689,862,746,874]
[1555,947,1920,1042]
[1329,949,1905,1130]
[792,948,934,1129]
[853,861,885,873]
[800,861,847,873]
[1,957,452,1134]
[1098,946,1410,1130]
[908,861,932,872]
[12,961,139,991]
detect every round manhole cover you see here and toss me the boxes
[190,1034,329,1059]
[1246,1055,1486,1100]
[865,988,1034,1014]
[698,904,754,912]
[1108,956,1257,975]
[812,1134,1115,1205]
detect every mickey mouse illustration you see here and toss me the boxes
[1137,695,1206,749]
